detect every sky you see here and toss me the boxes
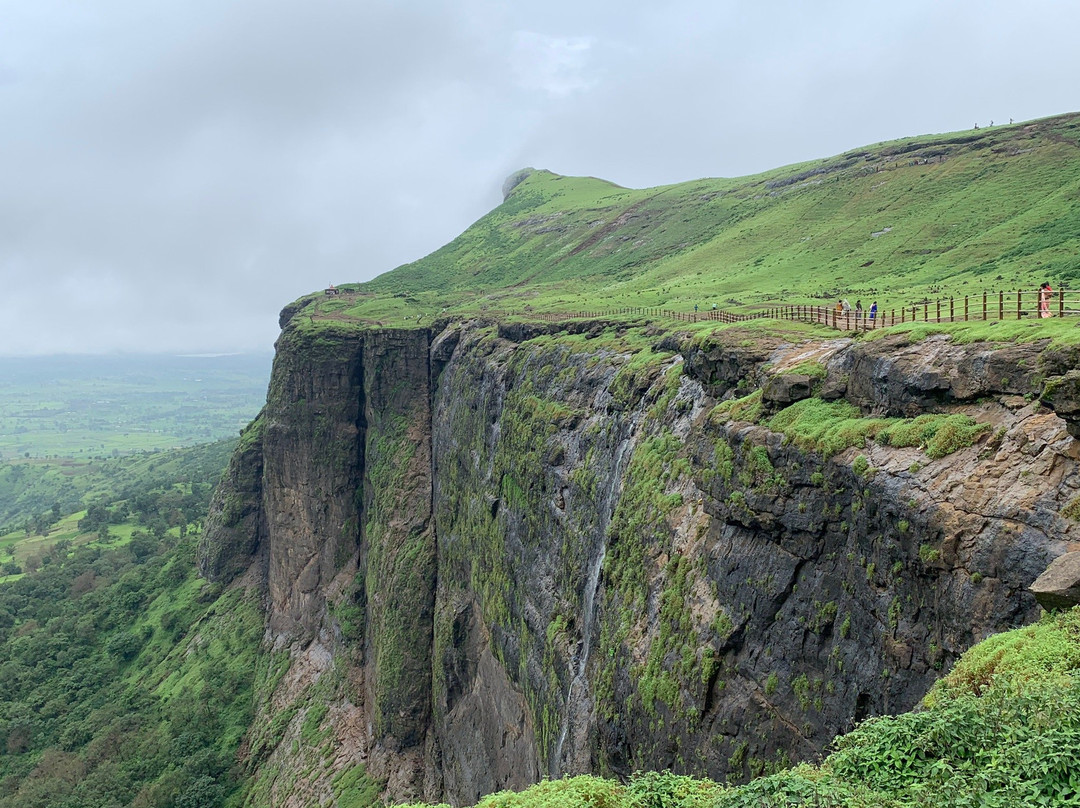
[1,0,1078,355]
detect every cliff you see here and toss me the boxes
[199,317,1080,806]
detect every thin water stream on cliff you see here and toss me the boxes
[552,419,636,776]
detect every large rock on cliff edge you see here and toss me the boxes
[1041,370,1080,439]
[1030,551,1080,611]
[762,373,813,407]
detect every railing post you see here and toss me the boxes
[999,292,1004,320]
[936,300,941,322]
[1060,288,1065,318]
[950,297,954,322]
[924,301,929,322]
[982,292,987,320]
[1017,289,1022,320]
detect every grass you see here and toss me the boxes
[765,398,989,458]
[863,314,1080,347]
[289,113,1080,335]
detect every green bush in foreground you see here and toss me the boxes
[400,609,1080,808]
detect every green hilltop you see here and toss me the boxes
[296,112,1080,326]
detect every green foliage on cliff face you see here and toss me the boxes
[877,413,991,459]
[364,398,434,744]
[403,608,1080,808]
[925,607,1080,705]
[604,431,689,615]
[333,764,385,808]
[433,333,616,763]
[765,398,989,459]
[711,390,763,424]
[768,399,891,456]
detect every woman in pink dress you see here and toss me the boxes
[1039,282,1053,318]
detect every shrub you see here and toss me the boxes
[769,399,890,457]
[879,413,990,458]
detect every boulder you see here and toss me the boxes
[1030,551,1080,611]
[762,374,813,406]
[1040,371,1080,439]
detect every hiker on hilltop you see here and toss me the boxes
[841,299,851,315]
[869,301,878,321]
[855,300,863,318]
[1040,282,1053,318]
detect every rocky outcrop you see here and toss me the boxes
[260,325,367,639]
[200,320,1080,806]
[198,414,266,583]
[762,373,813,407]
[832,333,1047,416]
[1041,370,1080,439]
[1030,551,1080,611]
[360,328,437,753]
[681,331,784,394]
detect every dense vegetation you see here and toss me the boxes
[0,443,261,808]
[0,440,235,539]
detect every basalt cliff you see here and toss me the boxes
[197,313,1080,807]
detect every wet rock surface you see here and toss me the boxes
[200,321,1080,804]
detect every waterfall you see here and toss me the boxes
[551,426,636,777]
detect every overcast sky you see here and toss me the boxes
[2,0,1078,355]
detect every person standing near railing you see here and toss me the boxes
[869,301,877,321]
[1040,282,1053,318]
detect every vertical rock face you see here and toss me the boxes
[199,320,1080,806]
[360,329,437,752]
[261,325,367,638]
[198,414,266,583]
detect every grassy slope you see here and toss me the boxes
[294,113,1080,329]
